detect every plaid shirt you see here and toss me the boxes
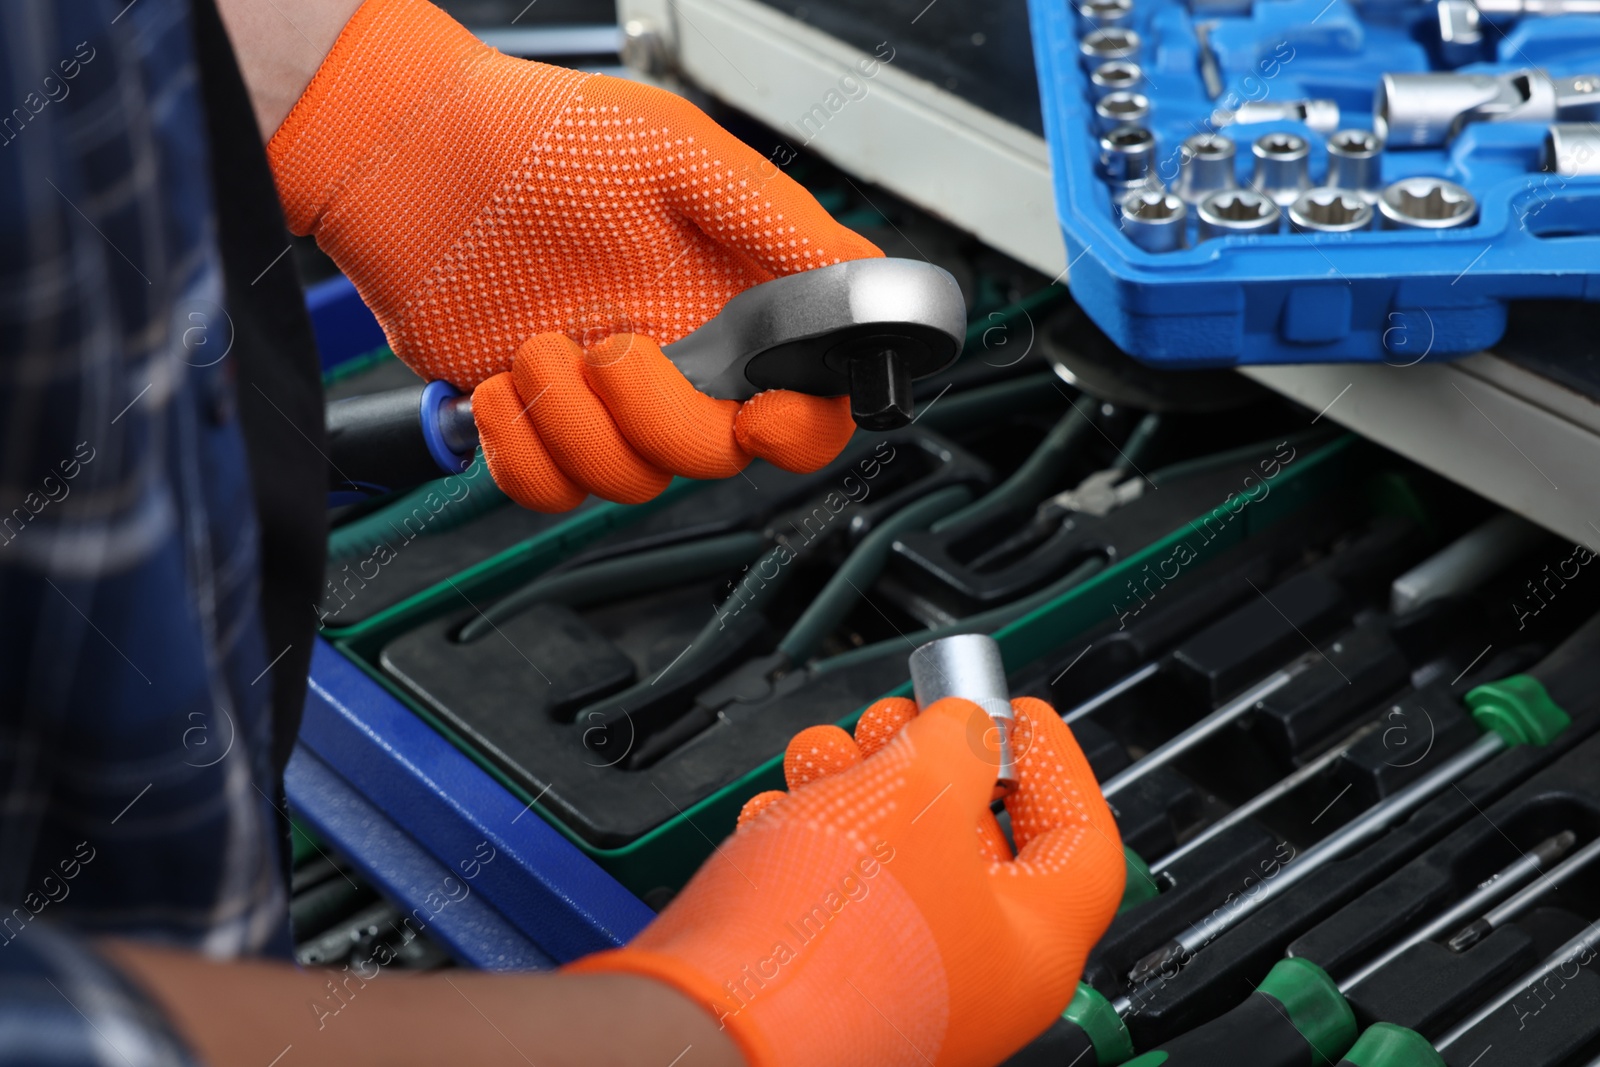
[1,1,290,1061]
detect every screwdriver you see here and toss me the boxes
[1111,837,1573,1066]
[1123,662,1579,986]
[1447,832,1600,952]
[1148,719,1381,876]
[1336,831,1574,990]
[1326,913,1600,1066]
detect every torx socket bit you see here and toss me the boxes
[1378,176,1478,229]
[1119,189,1187,252]
[1196,188,1280,239]
[1097,124,1157,188]
[1250,132,1313,206]
[1288,187,1374,233]
[1090,60,1143,99]
[1095,90,1151,131]
[1325,129,1384,199]
[1174,132,1239,204]
[1376,69,1600,147]
[1080,27,1141,68]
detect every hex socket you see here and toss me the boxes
[1120,189,1187,252]
[1174,133,1238,204]
[1250,132,1313,206]
[1090,60,1144,99]
[1097,124,1157,187]
[1378,177,1478,229]
[1326,129,1384,196]
[1079,27,1141,68]
[1288,187,1375,233]
[1197,188,1280,239]
[1095,90,1151,131]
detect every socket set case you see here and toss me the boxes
[1027,0,1600,366]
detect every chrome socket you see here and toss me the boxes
[1080,27,1142,68]
[1098,124,1158,188]
[1326,129,1384,200]
[1174,133,1239,204]
[1378,177,1478,229]
[1120,189,1187,252]
[1090,60,1144,99]
[1095,90,1151,131]
[909,634,1017,790]
[1546,123,1600,175]
[1376,69,1600,148]
[1197,188,1281,239]
[1288,187,1374,233]
[1250,132,1313,206]
[1077,0,1135,32]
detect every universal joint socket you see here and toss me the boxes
[1376,69,1600,148]
[1250,132,1313,206]
[1174,133,1239,204]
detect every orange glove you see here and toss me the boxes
[267,0,880,508]
[570,695,1126,1067]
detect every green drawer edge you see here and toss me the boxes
[327,432,1384,899]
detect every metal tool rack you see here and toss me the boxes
[612,0,1600,553]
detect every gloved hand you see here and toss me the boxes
[570,694,1126,1067]
[267,0,880,509]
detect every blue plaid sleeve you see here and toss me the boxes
[1,0,293,1062]
[0,924,200,1067]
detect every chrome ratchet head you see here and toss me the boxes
[660,257,967,431]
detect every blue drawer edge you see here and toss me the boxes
[290,639,655,965]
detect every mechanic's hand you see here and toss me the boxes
[267,0,880,508]
[570,695,1125,1067]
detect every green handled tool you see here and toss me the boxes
[1111,834,1572,1067]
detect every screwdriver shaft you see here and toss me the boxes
[1435,914,1600,1050]
[1152,721,1380,874]
[1448,834,1600,952]
[1101,662,1305,800]
[1132,732,1507,982]
[1338,831,1573,992]
[1062,660,1162,725]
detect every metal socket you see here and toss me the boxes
[1080,27,1141,68]
[1120,189,1187,252]
[1250,132,1313,206]
[1288,187,1374,233]
[1376,69,1600,148]
[909,634,1017,789]
[1090,60,1143,99]
[1546,123,1600,175]
[1326,129,1384,198]
[1211,99,1341,135]
[1095,90,1151,131]
[1077,0,1134,32]
[1378,177,1478,229]
[1097,124,1157,187]
[1174,133,1238,204]
[1197,188,1280,239]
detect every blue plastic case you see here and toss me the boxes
[1028,0,1600,366]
